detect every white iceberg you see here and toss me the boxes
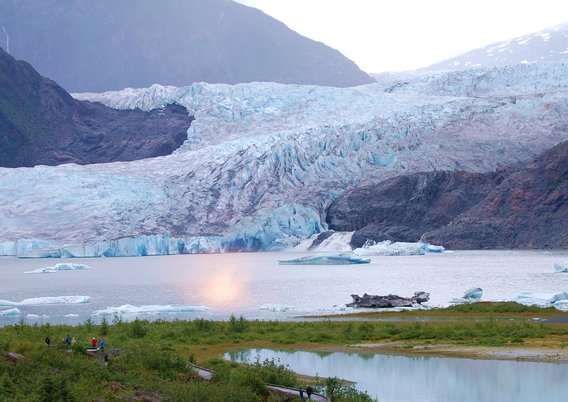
[279,253,370,265]
[259,304,295,312]
[0,308,21,316]
[510,291,568,309]
[92,304,211,317]
[0,296,90,306]
[464,287,483,300]
[354,241,425,256]
[25,263,92,274]
[554,262,568,273]
[451,287,483,304]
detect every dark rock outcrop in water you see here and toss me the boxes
[327,171,505,248]
[347,292,430,308]
[0,47,193,167]
[423,141,568,249]
[0,0,374,92]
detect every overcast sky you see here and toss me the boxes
[235,0,568,73]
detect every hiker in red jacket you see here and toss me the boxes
[91,337,97,347]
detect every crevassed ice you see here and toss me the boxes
[1,62,567,258]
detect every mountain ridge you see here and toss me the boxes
[422,22,568,71]
[0,47,193,167]
[0,0,374,92]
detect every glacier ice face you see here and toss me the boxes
[1,63,568,257]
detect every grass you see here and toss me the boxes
[1,303,567,401]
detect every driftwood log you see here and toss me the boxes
[347,291,429,308]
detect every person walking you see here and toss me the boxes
[65,334,72,347]
[306,385,313,399]
[91,337,97,348]
[44,336,51,347]
[99,337,106,351]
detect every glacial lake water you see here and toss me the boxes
[1,249,568,326]
[225,348,568,402]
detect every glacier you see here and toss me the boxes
[1,62,568,257]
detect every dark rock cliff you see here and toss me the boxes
[327,140,568,249]
[327,171,505,248]
[422,141,568,249]
[0,47,193,167]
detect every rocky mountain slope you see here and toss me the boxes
[423,22,568,71]
[327,170,507,248]
[422,141,568,249]
[1,61,567,256]
[0,47,193,167]
[0,0,373,92]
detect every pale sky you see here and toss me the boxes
[235,0,568,73]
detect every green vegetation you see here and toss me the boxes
[1,303,567,401]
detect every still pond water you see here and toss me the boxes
[226,348,568,402]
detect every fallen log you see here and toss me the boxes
[347,291,429,308]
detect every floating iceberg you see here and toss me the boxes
[259,304,295,312]
[92,304,211,317]
[510,291,568,310]
[554,262,568,273]
[0,308,21,316]
[463,287,483,300]
[279,253,370,265]
[0,296,90,306]
[25,263,92,274]
[354,241,425,256]
[451,287,483,304]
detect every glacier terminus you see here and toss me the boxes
[1,62,568,257]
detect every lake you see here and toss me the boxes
[1,250,567,326]
[226,348,568,402]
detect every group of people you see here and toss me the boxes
[89,336,106,350]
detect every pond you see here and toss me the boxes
[225,348,568,402]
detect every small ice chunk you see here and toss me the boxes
[554,261,568,273]
[0,308,21,316]
[259,304,295,312]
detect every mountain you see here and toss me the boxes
[0,0,373,92]
[1,61,567,256]
[422,141,568,249]
[0,47,193,167]
[422,22,568,71]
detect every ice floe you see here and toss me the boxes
[0,296,90,306]
[510,291,568,310]
[25,263,92,274]
[259,304,296,312]
[92,304,211,317]
[279,253,370,265]
[0,308,21,316]
[554,261,568,273]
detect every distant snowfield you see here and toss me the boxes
[1,63,568,257]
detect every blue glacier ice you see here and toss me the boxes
[1,62,568,257]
